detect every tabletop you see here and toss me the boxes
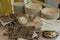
[38,18,60,40]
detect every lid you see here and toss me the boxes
[25,3,42,10]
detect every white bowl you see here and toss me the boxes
[41,8,59,20]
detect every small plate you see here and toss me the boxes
[42,31,59,38]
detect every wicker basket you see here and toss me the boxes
[25,3,42,16]
[41,8,59,20]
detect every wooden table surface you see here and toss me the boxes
[0,26,8,40]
